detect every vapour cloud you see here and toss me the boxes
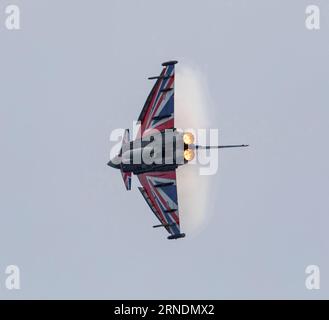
[175,64,215,237]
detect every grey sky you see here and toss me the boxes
[0,0,328,299]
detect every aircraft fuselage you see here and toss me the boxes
[108,130,188,174]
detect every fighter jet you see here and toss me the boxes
[108,60,248,240]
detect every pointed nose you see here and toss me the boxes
[107,156,121,169]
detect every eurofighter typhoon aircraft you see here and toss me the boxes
[108,61,248,240]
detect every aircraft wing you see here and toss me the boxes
[137,170,185,239]
[137,61,177,138]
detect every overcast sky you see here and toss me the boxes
[0,0,328,299]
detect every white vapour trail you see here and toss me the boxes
[175,64,215,237]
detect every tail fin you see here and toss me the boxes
[120,129,132,190]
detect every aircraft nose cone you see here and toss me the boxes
[107,156,121,169]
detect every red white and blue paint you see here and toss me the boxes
[108,60,248,239]
[137,171,181,238]
[137,63,175,138]
[112,61,185,240]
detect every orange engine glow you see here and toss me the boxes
[183,132,195,145]
[184,149,195,161]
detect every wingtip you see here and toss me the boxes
[167,233,186,240]
[162,60,178,67]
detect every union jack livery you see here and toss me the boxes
[138,171,181,239]
[137,61,175,138]
[108,60,248,240]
